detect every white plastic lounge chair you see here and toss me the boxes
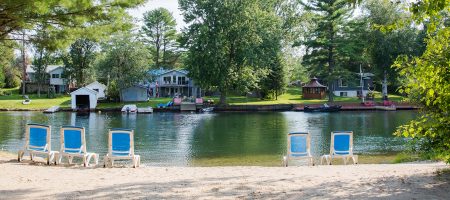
[283,132,314,166]
[57,126,99,167]
[17,123,58,165]
[103,128,140,168]
[321,131,358,165]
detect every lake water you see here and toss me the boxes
[0,111,417,166]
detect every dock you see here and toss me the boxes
[137,107,153,113]
[44,106,60,113]
[180,102,197,111]
[121,105,137,113]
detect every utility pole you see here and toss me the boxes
[21,31,27,95]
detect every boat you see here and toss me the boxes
[304,105,342,112]
[22,99,31,105]
[121,105,137,113]
[201,107,214,112]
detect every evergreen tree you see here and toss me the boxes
[142,8,179,69]
[300,0,352,102]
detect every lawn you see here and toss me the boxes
[206,87,406,105]
[0,87,406,110]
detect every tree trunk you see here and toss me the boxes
[37,82,41,97]
[219,91,227,106]
[21,32,26,95]
[327,22,335,102]
[382,70,388,99]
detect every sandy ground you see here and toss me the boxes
[0,152,449,200]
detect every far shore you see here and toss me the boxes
[0,102,419,112]
[0,151,448,199]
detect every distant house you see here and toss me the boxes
[70,87,98,110]
[120,85,148,102]
[85,81,107,99]
[333,73,375,97]
[25,65,68,93]
[148,69,202,98]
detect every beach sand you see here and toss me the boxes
[0,152,449,199]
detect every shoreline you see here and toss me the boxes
[0,152,448,199]
[0,102,419,112]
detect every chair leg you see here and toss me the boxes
[68,156,73,164]
[30,153,34,161]
[283,156,288,167]
[103,155,108,168]
[353,155,358,164]
[17,151,24,162]
[94,154,99,166]
[310,157,314,166]
[83,155,88,167]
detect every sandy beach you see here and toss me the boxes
[0,152,448,199]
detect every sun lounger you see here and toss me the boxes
[321,131,358,165]
[283,132,314,166]
[103,128,140,168]
[57,126,99,167]
[17,124,58,165]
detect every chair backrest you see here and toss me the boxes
[331,131,353,155]
[60,126,86,154]
[26,123,51,152]
[287,132,311,157]
[109,128,134,157]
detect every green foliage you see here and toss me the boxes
[0,0,145,50]
[62,38,97,86]
[96,34,152,95]
[393,0,450,163]
[180,0,286,105]
[362,0,425,90]
[142,7,180,69]
[0,40,17,88]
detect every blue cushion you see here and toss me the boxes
[112,132,131,153]
[29,127,47,148]
[290,135,307,155]
[64,129,82,149]
[334,134,350,154]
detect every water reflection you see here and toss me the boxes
[0,111,417,166]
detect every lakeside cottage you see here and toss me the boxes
[25,65,68,93]
[148,69,202,98]
[333,73,374,97]
[70,87,98,110]
[85,81,107,100]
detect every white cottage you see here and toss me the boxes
[85,81,107,99]
[70,87,98,110]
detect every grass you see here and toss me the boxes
[0,87,71,109]
[0,87,407,110]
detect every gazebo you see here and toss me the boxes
[302,77,327,99]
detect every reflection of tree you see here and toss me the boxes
[190,113,288,159]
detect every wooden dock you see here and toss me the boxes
[137,107,153,113]
[43,106,60,113]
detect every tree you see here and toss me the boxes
[63,38,97,87]
[362,0,425,97]
[142,8,179,69]
[97,34,152,100]
[179,0,285,105]
[393,0,450,162]
[0,0,145,50]
[32,47,51,97]
[300,0,352,102]
[0,41,14,88]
